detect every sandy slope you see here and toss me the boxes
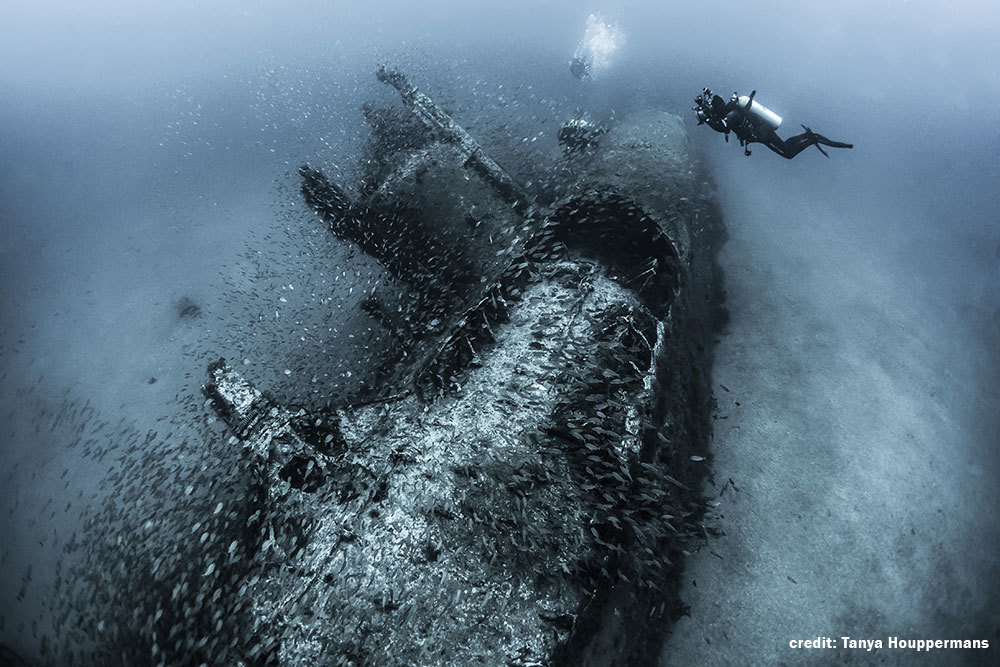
[661,157,999,665]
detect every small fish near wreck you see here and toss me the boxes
[200,66,726,665]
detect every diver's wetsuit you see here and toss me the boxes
[698,91,853,159]
[755,124,853,160]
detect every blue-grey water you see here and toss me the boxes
[2,1,998,664]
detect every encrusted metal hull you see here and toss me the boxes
[203,67,724,666]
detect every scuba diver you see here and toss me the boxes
[694,88,853,159]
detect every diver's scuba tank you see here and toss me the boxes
[732,91,782,130]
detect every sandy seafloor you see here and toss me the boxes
[662,150,1000,665]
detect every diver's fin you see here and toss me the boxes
[801,125,853,152]
[817,136,853,149]
[801,125,829,157]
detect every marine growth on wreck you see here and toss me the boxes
[50,66,727,666]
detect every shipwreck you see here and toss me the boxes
[201,66,726,665]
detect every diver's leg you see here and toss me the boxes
[769,127,850,159]
[801,125,853,149]
[762,132,814,159]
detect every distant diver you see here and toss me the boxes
[693,88,853,159]
[569,13,623,81]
